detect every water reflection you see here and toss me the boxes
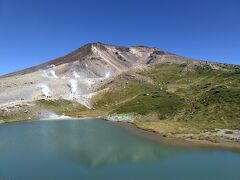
[1,120,240,180]
[0,120,183,168]
[54,120,184,167]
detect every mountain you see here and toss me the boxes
[0,42,240,145]
[0,42,168,107]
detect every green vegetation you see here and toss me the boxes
[92,81,154,109]
[93,63,240,133]
[114,90,184,119]
[0,104,38,122]
[35,99,87,116]
[0,113,33,122]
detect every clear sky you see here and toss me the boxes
[0,0,240,75]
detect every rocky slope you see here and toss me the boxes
[0,42,164,107]
[0,42,163,119]
[0,42,240,145]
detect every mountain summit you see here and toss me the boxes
[0,42,239,145]
[0,42,175,108]
[6,42,170,77]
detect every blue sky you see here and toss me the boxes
[0,0,240,75]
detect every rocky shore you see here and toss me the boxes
[106,113,240,151]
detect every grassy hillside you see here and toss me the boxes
[93,63,240,134]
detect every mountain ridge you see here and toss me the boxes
[0,42,239,146]
[2,41,233,78]
[1,42,169,78]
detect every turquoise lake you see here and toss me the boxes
[0,119,239,179]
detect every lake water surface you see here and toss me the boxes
[0,119,239,180]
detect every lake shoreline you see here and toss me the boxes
[112,120,240,152]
